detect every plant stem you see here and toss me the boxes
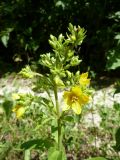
[24,149,30,160]
[58,117,62,150]
[54,84,62,151]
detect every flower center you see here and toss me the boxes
[72,96,78,102]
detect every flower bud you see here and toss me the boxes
[70,56,80,66]
[71,35,76,41]
[66,70,72,78]
[54,76,64,87]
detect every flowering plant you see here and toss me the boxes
[14,23,91,159]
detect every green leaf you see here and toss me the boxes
[48,147,66,160]
[55,1,65,9]
[114,80,120,94]
[2,100,13,118]
[64,115,74,122]
[48,148,60,160]
[113,127,120,151]
[1,28,13,47]
[86,157,107,160]
[106,49,120,70]
[1,35,9,47]
[51,124,58,143]
[21,138,53,150]
[113,103,120,111]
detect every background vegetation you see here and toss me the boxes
[0,0,120,75]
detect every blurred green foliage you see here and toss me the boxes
[0,0,120,73]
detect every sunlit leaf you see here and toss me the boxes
[48,147,66,160]
[106,48,120,70]
[21,139,53,150]
[1,35,9,47]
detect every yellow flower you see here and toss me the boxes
[79,72,90,86]
[63,86,89,114]
[12,105,25,118]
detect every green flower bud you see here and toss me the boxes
[68,50,74,58]
[71,35,76,41]
[58,34,64,42]
[66,70,72,78]
[75,71,80,77]
[70,56,81,66]
[19,66,34,79]
[54,76,64,87]
[49,40,56,48]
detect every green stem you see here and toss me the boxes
[58,117,62,150]
[24,149,30,160]
[54,84,62,151]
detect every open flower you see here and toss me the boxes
[79,72,90,86]
[12,105,25,118]
[63,86,89,114]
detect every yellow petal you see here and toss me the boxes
[82,94,89,104]
[63,91,73,106]
[12,105,25,118]
[71,101,82,114]
[81,72,88,78]
[12,105,19,112]
[63,91,71,99]
[16,107,25,118]
[79,72,90,86]
[71,86,82,97]
[77,94,89,105]
[62,104,70,111]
